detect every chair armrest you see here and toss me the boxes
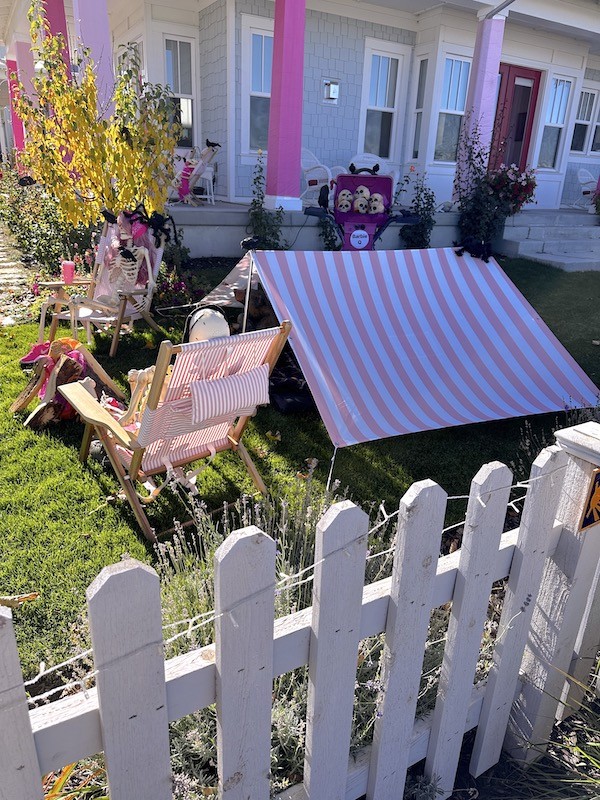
[304,165,331,182]
[58,382,141,451]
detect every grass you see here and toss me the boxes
[2,255,600,680]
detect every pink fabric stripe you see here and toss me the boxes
[469,258,597,402]
[318,251,443,432]
[435,250,552,412]
[360,250,473,426]
[407,250,532,418]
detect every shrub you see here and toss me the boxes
[0,168,95,273]
[454,120,536,246]
[246,151,287,250]
[400,173,437,249]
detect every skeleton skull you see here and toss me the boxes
[354,185,371,200]
[353,197,369,213]
[337,189,353,204]
[370,192,384,205]
[337,198,352,212]
[368,198,385,214]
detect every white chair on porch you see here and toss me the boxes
[575,168,598,210]
[300,148,345,204]
[349,152,401,194]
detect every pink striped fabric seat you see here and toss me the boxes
[130,327,280,475]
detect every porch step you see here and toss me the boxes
[497,208,600,270]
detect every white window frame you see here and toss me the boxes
[411,57,429,161]
[433,55,472,163]
[358,38,411,163]
[241,15,274,162]
[164,34,196,150]
[570,87,600,156]
[537,75,573,171]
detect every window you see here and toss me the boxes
[242,17,274,155]
[165,38,194,148]
[412,59,428,159]
[571,89,600,154]
[358,40,409,162]
[363,53,399,157]
[538,77,571,169]
[250,31,273,151]
[434,57,471,162]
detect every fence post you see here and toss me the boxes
[303,500,369,800]
[469,444,568,776]
[506,421,600,761]
[215,525,276,800]
[366,480,447,800]
[0,607,43,800]
[87,559,171,800]
[425,461,513,798]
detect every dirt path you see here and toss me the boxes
[0,225,36,325]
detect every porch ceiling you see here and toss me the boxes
[1,0,599,53]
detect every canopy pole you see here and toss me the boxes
[326,446,339,492]
[242,255,254,333]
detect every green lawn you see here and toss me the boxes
[1,255,600,677]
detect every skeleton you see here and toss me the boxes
[354,185,371,200]
[337,197,352,212]
[337,189,353,204]
[353,196,369,213]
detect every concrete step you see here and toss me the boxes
[512,252,600,271]
[499,236,600,256]
[507,210,600,227]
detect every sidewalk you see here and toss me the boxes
[0,225,36,325]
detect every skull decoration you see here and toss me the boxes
[353,197,369,214]
[337,198,352,212]
[337,189,353,204]
[368,197,385,214]
[354,185,371,200]
[370,192,384,205]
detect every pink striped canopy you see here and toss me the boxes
[251,248,599,448]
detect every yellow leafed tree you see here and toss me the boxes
[13,0,181,229]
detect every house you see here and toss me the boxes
[0,0,599,211]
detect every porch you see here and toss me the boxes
[170,201,462,259]
[170,202,600,271]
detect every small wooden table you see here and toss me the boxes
[39,277,92,340]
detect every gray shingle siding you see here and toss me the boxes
[234,0,415,199]
[199,0,228,196]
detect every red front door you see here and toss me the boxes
[490,64,541,171]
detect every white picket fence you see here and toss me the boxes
[3,421,600,800]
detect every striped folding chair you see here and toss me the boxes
[58,322,291,540]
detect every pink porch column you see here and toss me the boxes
[463,14,506,149]
[73,0,114,113]
[43,0,71,76]
[265,0,306,211]
[15,41,36,100]
[6,60,25,152]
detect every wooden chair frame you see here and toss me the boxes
[59,322,291,541]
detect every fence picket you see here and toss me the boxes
[0,607,43,800]
[87,559,171,800]
[425,462,512,798]
[366,479,447,800]
[303,500,369,800]
[507,424,600,761]
[470,445,568,776]
[558,557,600,718]
[214,525,276,800]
